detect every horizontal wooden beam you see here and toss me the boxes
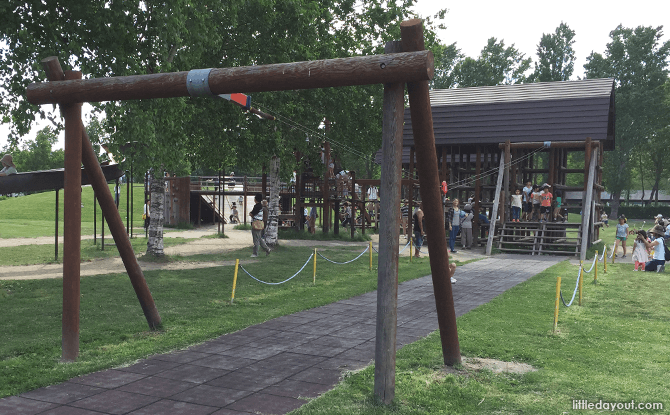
[27,51,434,105]
[498,141,600,150]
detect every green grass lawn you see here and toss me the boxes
[290,260,670,414]
[0,237,193,266]
[0,245,440,398]
[0,184,145,238]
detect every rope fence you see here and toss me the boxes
[554,245,610,332]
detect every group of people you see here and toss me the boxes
[614,214,668,272]
[514,181,563,223]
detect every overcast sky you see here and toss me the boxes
[2,0,669,151]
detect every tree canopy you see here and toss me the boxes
[1,0,436,179]
[531,22,576,82]
[584,24,670,215]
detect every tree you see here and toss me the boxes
[1,1,443,248]
[432,42,462,89]
[531,22,576,82]
[452,38,532,87]
[584,25,670,218]
[3,126,63,172]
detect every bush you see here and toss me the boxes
[604,206,670,220]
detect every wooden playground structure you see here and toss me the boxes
[25,19,457,403]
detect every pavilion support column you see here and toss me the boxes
[61,70,83,362]
[374,41,405,404]
[323,140,331,234]
[503,140,511,224]
[474,148,481,244]
[401,19,460,366]
[408,147,415,236]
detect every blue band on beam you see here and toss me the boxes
[186,69,213,97]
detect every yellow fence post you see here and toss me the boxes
[409,237,413,263]
[578,260,583,306]
[604,246,608,273]
[231,259,239,304]
[553,276,561,333]
[369,241,373,271]
[594,251,598,284]
[313,248,317,284]
[612,246,615,264]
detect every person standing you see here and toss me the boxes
[522,180,532,221]
[309,205,317,234]
[261,199,269,237]
[613,215,629,258]
[540,184,553,223]
[249,193,271,257]
[0,154,17,176]
[531,185,542,221]
[413,203,425,258]
[460,204,474,249]
[143,198,151,231]
[601,211,609,227]
[446,198,461,253]
[401,202,409,240]
[510,189,523,222]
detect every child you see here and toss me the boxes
[632,230,650,271]
[229,203,240,224]
[613,215,629,258]
[460,204,474,249]
[540,184,553,222]
[531,185,542,221]
[522,181,532,221]
[553,190,564,222]
[510,189,523,222]
[601,212,609,227]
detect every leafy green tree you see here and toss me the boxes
[531,22,576,82]
[432,42,462,89]
[452,37,532,87]
[9,126,63,172]
[584,25,670,217]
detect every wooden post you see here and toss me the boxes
[351,171,356,239]
[401,19,460,366]
[503,140,510,224]
[55,190,59,260]
[60,69,83,362]
[408,147,415,237]
[486,152,505,255]
[323,140,331,233]
[474,148,481,245]
[243,176,248,226]
[580,151,597,261]
[373,47,405,401]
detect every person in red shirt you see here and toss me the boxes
[540,184,553,223]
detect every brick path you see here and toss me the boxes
[0,254,561,415]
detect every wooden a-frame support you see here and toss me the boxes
[28,19,459,403]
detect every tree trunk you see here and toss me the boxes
[264,156,280,247]
[639,154,645,205]
[147,169,165,256]
[610,190,621,220]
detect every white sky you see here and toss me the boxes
[2,0,669,151]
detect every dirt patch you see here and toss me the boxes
[443,356,537,376]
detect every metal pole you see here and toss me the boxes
[55,189,59,260]
[401,19,460,366]
[126,171,130,235]
[61,69,83,362]
[374,40,404,404]
[93,192,96,245]
[130,161,134,239]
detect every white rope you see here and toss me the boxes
[607,246,615,259]
[582,255,598,273]
[563,267,581,307]
[599,247,606,261]
[239,253,313,285]
[318,246,369,264]
[399,240,411,254]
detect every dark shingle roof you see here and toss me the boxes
[404,78,615,147]
[375,78,615,164]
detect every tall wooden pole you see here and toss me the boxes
[62,70,83,362]
[41,57,161,338]
[374,40,404,404]
[323,140,331,233]
[401,19,460,366]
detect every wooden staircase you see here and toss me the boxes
[497,221,582,256]
[201,194,227,224]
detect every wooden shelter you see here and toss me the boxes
[392,78,616,259]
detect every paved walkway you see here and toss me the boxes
[1,254,561,415]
